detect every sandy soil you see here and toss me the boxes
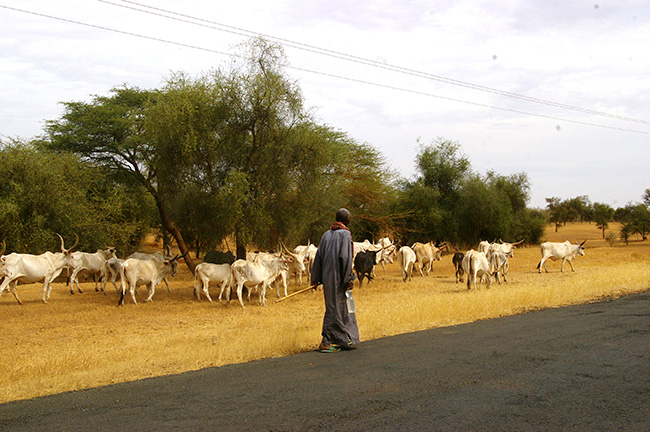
[1,290,649,431]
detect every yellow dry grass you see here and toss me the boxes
[1,222,649,403]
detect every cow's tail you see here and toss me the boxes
[118,263,127,306]
[194,270,201,301]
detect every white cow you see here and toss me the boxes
[229,255,293,308]
[284,243,309,285]
[194,262,232,302]
[102,257,124,292]
[128,247,174,292]
[488,240,524,258]
[376,237,397,273]
[0,234,78,304]
[411,241,448,277]
[297,244,318,284]
[118,253,186,305]
[477,241,491,254]
[537,241,586,273]
[397,246,416,282]
[352,240,382,263]
[489,251,509,284]
[68,247,117,294]
[462,249,492,291]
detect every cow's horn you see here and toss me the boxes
[56,233,64,251]
[580,240,587,246]
[513,239,525,246]
[170,251,186,261]
[68,233,79,252]
[0,239,5,256]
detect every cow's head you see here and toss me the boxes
[166,251,189,277]
[576,240,586,255]
[279,241,305,272]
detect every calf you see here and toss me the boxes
[354,250,379,287]
[452,252,465,283]
[462,249,492,291]
[194,262,232,302]
[397,246,416,282]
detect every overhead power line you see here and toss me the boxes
[1,4,649,136]
[101,0,650,127]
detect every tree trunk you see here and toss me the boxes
[153,194,196,274]
[236,235,247,260]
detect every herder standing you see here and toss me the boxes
[310,208,360,353]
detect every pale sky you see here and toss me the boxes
[1,0,649,208]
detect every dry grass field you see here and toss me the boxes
[1,222,649,403]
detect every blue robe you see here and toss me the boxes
[311,227,360,346]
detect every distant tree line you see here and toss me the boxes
[545,192,650,242]
[0,38,646,271]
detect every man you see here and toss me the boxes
[310,208,360,353]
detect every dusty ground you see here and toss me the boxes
[1,290,649,431]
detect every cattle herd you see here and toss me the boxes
[0,234,587,306]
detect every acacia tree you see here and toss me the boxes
[42,85,204,270]
[44,38,398,264]
[593,202,615,238]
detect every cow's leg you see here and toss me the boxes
[218,279,229,302]
[259,281,268,306]
[202,278,213,303]
[111,274,120,292]
[538,257,548,273]
[568,259,576,272]
[144,282,156,302]
[9,280,23,305]
[419,262,426,277]
[561,258,566,272]
[69,268,79,294]
[130,283,138,305]
[163,277,171,293]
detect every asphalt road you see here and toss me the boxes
[2,292,650,431]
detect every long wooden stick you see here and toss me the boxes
[275,285,316,303]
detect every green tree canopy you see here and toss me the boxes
[0,139,153,254]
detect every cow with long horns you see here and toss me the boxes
[0,234,78,304]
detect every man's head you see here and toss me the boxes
[335,208,351,226]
